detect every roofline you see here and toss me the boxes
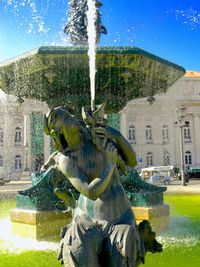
[185,71,200,78]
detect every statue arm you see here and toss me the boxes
[58,155,115,201]
[40,151,58,171]
[107,126,137,167]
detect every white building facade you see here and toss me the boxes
[120,71,200,171]
[0,90,50,181]
[1,71,200,180]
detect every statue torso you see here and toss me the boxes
[72,141,133,224]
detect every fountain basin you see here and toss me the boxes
[0,46,185,113]
[1,194,199,267]
[10,209,71,241]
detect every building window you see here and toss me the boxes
[183,122,191,143]
[146,125,152,144]
[146,152,153,166]
[0,128,3,145]
[15,155,22,171]
[163,151,170,166]
[185,151,192,166]
[15,127,22,144]
[162,125,169,144]
[0,156,3,167]
[128,125,136,143]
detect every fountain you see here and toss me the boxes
[0,0,188,266]
[0,46,185,114]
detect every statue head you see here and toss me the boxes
[44,106,82,151]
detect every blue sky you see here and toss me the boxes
[0,0,200,71]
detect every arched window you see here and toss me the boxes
[15,127,22,143]
[0,128,3,144]
[128,125,136,143]
[185,151,192,166]
[146,125,152,144]
[146,152,153,166]
[0,156,3,167]
[162,125,169,143]
[163,151,170,166]
[183,122,191,143]
[15,155,22,171]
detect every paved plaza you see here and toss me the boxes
[163,179,200,194]
[0,181,31,199]
[0,179,200,199]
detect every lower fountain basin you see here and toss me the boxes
[0,194,199,267]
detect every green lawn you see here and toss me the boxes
[165,195,200,219]
[144,195,200,267]
[0,251,60,267]
[0,195,200,267]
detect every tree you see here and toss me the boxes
[64,0,107,45]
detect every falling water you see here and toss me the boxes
[174,7,200,30]
[86,0,97,112]
[0,218,58,253]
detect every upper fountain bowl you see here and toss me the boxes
[0,46,185,113]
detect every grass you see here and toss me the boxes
[0,251,60,267]
[144,195,200,267]
[164,195,200,220]
[145,243,200,267]
[0,195,200,267]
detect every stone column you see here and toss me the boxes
[193,115,200,167]
[3,110,14,180]
[43,133,51,163]
[120,111,127,137]
[21,113,32,181]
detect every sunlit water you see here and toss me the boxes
[170,7,200,30]
[0,196,200,267]
[157,216,199,248]
[87,0,97,111]
[3,0,49,34]
[0,218,58,254]
[0,196,200,255]
[0,216,198,255]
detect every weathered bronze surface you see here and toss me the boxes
[40,105,162,266]
[17,166,78,211]
[16,104,163,264]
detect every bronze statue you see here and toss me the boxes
[43,105,162,267]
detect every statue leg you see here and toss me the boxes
[58,216,104,267]
[108,224,145,267]
[98,237,124,267]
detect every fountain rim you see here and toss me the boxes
[0,45,185,73]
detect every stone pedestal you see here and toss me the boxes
[21,170,32,181]
[133,204,170,233]
[10,205,169,240]
[10,209,72,240]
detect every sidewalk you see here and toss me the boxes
[165,182,200,195]
[0,180,200,199]
[0,181,31,199]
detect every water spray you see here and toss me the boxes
[87,0,97,112]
